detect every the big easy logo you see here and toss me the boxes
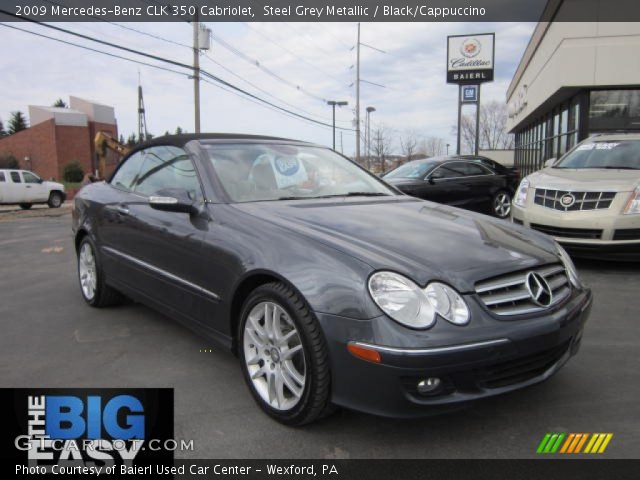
[3,389,174,467]
[447,33,495,84]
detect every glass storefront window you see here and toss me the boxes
[589,89,640,132]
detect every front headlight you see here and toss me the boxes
[368,272,436,329]
[425,282,470,325]
[623,186,640,214]
[513,178,529,208]
[368,272,470,328]
[556,243,582,288]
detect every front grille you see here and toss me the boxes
[613,229,640,240]
[477,340,570,389]
[475,264,571,316]
[530,223,603,239]
[534,188,616,211]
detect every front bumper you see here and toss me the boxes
[316,288,592,418]
[511,202,640,258]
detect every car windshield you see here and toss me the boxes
[203,144,396,202]
[383,160,435,179]
[554,140,640,170]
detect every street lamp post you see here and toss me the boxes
[327,100,348,150]
[366,106,376,169]
[446,143,450,155]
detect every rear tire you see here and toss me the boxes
[48,191,63,208]
[19,203,32,210]
[238,282,334,425]
[492,190,512,219]
[77,236,123,308]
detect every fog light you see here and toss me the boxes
[417,377,441,394]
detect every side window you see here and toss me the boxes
[10,172,21,183]
[0,172,5,182]
[110,151,145,191]
[134,146,203,201]
[23,172,41,183]
[462,163,492,176]
[431,162,467,179]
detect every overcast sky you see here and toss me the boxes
[0,21,534,155]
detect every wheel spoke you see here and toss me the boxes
[278,329,298,346]
[274,369,286,408]
[245,325,265,348]
[246,353,260,365]
[267,372,276,405]
[251,364,267,380]
[282,344,302,360]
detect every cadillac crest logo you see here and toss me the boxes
[460,38,481,58]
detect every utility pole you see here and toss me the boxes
[340,131,344,154]
[193,13,201,134]
[355,22,360,163]
[366,106,375,169]
[327,100,348,150]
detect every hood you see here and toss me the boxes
[529,167,640,192]
[232,197,559,292]
[45,180,65,191]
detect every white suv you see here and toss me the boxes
[511,133,640,259]
[0,169,66,209]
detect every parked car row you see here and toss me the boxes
[0,169,66,209]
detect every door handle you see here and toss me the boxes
[25,185,32,188]
[116,205,130,216]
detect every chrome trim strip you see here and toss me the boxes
[102,246,220,301]
[350,338,510,355]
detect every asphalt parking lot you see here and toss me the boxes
[1,212,638,459]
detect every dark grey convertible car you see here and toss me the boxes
[72,134,592,425]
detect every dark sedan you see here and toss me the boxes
[383,156,515,218]
[73,134,591,424]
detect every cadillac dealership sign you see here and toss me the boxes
[447,33,495,84]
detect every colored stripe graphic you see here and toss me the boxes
[538,433,613,454]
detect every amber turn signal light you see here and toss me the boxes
[347,343,381,363]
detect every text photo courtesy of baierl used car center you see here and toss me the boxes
[0,0,639,478]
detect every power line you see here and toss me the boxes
[0,22,190,78]
[0,15,355,132]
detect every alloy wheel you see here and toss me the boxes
[494,192,511,218]
[78,242,97,300]
[243,301,306,411]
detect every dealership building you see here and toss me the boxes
[0,96,118,181]
[507,0,640,175]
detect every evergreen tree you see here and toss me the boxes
[0,118,6,136]
[7,111,28,134]
[52,99,68,108]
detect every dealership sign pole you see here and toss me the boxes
[447,33,495,155]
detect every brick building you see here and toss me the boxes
[0,96,118,180]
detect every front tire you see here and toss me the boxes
[19,203,32,210]
[492,190,512,219]
[77,236,123,307]
[238,282,333,425]
[48,191,63,208]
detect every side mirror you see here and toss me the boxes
[38,178,44,184]
[544,158,557,168]
[149,188,197,214]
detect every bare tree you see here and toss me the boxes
[370,124,394,174]
[452,101,514,154]
[399,129,420,162]
[419,136,447,157]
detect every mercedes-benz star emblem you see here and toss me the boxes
[526,272,553,307]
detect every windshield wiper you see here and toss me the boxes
[317,192,391,198]
[600,166,640,170]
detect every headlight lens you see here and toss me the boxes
[368,272,436,329]
[513,178,529,208]
[368,272,470,328]
[623,187,640,214]
[425,282,470,325]
[557,243,582,288]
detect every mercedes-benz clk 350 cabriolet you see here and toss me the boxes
[72,134,592,425]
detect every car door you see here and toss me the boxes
[422,162,470,206]
[108,145,211,325]
[4,171,26,203]
[456,162,499,212]
[21,171,49,202]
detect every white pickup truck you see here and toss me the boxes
[0,169,66,209]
